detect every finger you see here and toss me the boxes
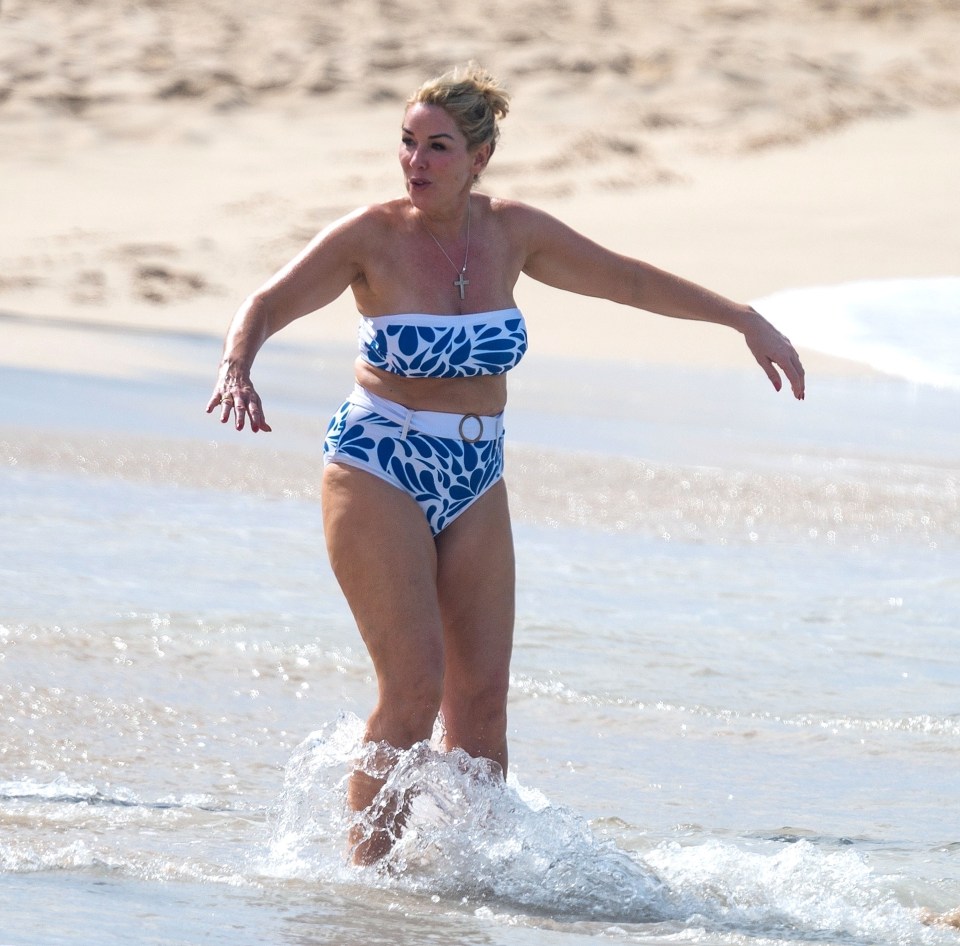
[761,358,783,393]
[792,354,806,400]
[219,397,235,425]
[247,402,272,433]
[781,353,806,400]
[206,390,228,413]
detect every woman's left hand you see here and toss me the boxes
[742,308,805,400]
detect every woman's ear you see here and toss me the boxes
[472,142,492,179]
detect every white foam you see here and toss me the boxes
[753,277,960,389]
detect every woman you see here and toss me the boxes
[206,64,805,863]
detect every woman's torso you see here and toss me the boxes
[349,195,527,415]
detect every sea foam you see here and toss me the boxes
[753,277,960,389]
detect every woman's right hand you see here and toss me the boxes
[205,364,272,432]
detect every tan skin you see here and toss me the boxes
[207,101,805,864]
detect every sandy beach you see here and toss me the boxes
[2,0,959,379]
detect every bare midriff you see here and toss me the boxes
[354,357,509,415]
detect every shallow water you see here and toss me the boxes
[2,288,959,945]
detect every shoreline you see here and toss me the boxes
[6,315,958,480]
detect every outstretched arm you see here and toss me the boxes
[517,204,805,399]
[206,209,368,431]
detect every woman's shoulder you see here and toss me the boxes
[486,195,562,228]
[484,195,570,243]
[329,199,409,233]
[309,200,412,257]
[485,194,534,219]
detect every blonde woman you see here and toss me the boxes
[207,64,805,863]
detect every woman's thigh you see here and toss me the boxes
[322,462,446,733]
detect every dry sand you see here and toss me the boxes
[2,0,959,379]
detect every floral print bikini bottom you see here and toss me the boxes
[323,384,505,536]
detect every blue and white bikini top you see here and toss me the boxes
[358,307,528,379]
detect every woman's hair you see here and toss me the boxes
[408,63,510,156]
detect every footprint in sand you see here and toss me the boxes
[133,263,208,304]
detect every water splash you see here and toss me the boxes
[264,714,666,921]
[262,716,956,943]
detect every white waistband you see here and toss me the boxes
[347,384,504,442]
[360,307,522,329]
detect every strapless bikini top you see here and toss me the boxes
[358,308,528,379]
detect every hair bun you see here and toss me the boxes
[409,63,510,156]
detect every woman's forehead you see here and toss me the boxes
[402,103,463,139]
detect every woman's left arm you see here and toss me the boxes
[517,204,805,399]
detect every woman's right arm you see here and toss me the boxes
[206,207,371,431]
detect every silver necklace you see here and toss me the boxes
[420,201,471,300]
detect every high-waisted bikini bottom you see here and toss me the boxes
[322,384,506,536]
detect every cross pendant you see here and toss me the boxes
[453,271,469,300]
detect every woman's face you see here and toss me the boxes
[400,103,487,210]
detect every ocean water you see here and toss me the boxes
[753,276,960,391]
[2,278,959,946]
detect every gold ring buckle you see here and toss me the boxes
[458,413,483,443]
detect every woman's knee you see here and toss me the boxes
[476,683,509,732]
[370,665,446,748]
[444,677,508,736]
